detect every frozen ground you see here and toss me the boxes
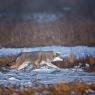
[0,46,95,58]
[0,46,95,87]
[0,65,95,87]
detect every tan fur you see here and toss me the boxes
[11,51,56,69]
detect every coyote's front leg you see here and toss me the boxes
[40,61,60,70]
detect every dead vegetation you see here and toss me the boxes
[0,52,95,95]
[80,55,95,72]
[0,82,95,95]
[0,55,17,68]
[52,54,95,73]
[0,15,95,48]
[0,52,95,72]
[52,53,78,68]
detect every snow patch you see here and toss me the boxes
[8,77,19,81]
[17,61,30,70]
[33,66,58,73]
[0,46,95,86]
[53,56,63,61]
[0,46,95,58]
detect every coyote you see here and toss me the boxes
[11,51,61,70]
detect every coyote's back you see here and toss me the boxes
[11,51,56,68]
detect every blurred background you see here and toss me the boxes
[0,0,95,47]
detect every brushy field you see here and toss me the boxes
[0,52,95,95]
[0,82,95,95]
[0,16,95,48]
[0,53,95,72]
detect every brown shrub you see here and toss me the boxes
[86,56,95,65]
[82,56,95,72]
[70,83,89,95]
[0,16,95,48]
[0,55,17,68]
[0,82,95,95]
[52,53,78,68]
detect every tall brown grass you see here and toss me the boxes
[0,82,94,95]
[0,55,17,68]
[0,15,95,48]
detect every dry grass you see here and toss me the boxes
[0,53,95,95]
[52,54,78,68]
[0,53,95,73]
[0,15,95,48]
[52,54,95,73]
[0,55,17,68]
[0,82,95,95]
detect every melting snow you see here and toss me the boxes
[0,46,95,87]
[0,64,94,87]
[53,56,63,61]
[0,46,95,58]
[17,61,30,70]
